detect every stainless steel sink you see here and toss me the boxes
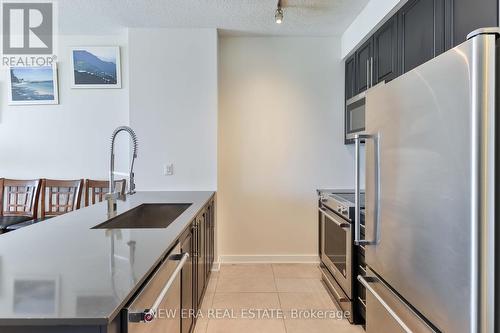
[92,203,192,229]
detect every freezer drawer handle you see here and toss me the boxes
[358,275,413,333]
[319,208,350,228]
[129,252,189,323]
[354,134,378,245]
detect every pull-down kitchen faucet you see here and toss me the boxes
[106,126,138,216]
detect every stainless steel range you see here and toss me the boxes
[318,190,365,324]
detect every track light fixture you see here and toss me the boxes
[275,0,284,24]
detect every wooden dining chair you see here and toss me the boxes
[0,179,41,232]
[40,179,84,219]
[84,179,126,207]
[1,179,41,218]
[5,179,84,231]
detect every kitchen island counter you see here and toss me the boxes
[0,191,214,328]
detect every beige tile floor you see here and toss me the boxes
[193,263,365,333]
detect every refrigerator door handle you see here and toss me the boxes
[354,133,378,245]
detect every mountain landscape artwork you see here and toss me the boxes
[71,47,121,88]
[9,65,59,105]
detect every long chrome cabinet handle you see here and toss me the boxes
[354,134,377,245]
[319,207,350,228]
[358,275,413,333]
[370,57,374,87]
[366,59,370,88]
[129,252,189,323]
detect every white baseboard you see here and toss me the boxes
[218,255,320,264]
[211,262,221,271]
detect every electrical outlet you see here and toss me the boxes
[163,163,174,176]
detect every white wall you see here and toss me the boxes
[218,37,357,262]
[0,28,219,190]
[341,0,407,58]
[128,28,218,191]
[0,33,130,179]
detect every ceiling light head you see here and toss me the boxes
[275,1,283,24]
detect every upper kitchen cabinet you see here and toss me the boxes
[373,16,399,84]
[398,0,445,73]
[446,0,498,47]
[355,38,373,94]
[345,54,356,100]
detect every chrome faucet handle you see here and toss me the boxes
[128,172,136,195]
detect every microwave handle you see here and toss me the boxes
[354,134,378,245]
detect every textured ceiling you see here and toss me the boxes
[57,0,369,36]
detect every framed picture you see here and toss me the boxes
[71,46,121,88]
[8,64,59,105]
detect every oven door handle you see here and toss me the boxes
[319,208,350,228]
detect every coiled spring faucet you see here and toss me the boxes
[106,126,138,216]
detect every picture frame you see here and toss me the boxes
[70,46,121,89]
[8,64,59,105]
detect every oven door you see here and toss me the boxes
[320,206,352,298]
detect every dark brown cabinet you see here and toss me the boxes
[205,201,215,279]
[195,213,206,306]
[398,0,445,73]
[180,228,194,333]
[447,0,498,48]
[344,0,497,144]
[345,55,356,100]
[193,197,215,312]
[373,16,399,83]
[355,38,373,94]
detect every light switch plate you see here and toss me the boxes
[163,163,174,176]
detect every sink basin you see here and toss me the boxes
[92,203,192,229]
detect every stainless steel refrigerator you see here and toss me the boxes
[354,28,498,333]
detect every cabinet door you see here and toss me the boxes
[398,0,445,73]
[447,0,498,48]
[180,229,194,333]
[373,16,399,83]
[355,38,373,94]
[345,55,356,100]
[204,210,210,279]
[210,200,215,269]
[196,214,206,306]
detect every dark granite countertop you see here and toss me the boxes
[0,191,214,326]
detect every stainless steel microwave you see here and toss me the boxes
[345,92,366,141]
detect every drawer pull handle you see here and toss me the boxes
[129,252,189,323]
[358,275,412,333]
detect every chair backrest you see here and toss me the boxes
[41,179,84,218]
[1,179,41,218]
[84,179,126,207]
